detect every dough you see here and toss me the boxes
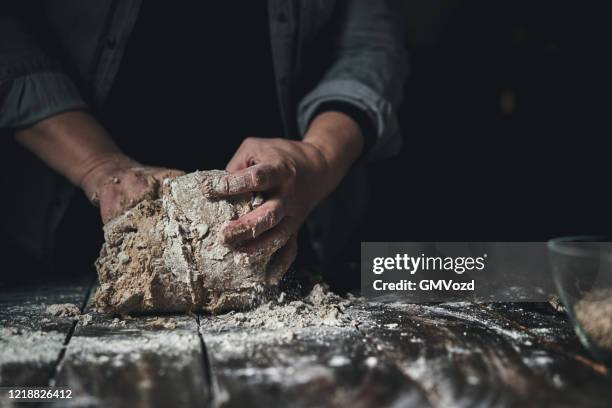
[46,303,81,317]
[94,170,273,314]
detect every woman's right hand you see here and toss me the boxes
[15,111,184,223]
[79,153,184,223]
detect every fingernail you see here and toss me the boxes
[205,176,228,197]
[215,176,229,194]
[222,225,241,245]
[222,229,235,244]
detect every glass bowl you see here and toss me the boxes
[548,236,612,365]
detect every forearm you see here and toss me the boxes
[303,111,364,193]
[15,110,184,222]
[14,111,127,190]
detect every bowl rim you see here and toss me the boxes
[548,235,612,260]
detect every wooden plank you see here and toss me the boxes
[200,300,432,408]
[53,310,211,408]
[4,280,611,407]
[349,301,612,408]
[0,282,91,387]
[481,303,610,381]
[480,302,582,347]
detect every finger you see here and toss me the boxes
[152,168,185,182]
[101,205,115,224]
[225,137,260,172]
[100,189,133,224]
[236,216,294,261]
[265,235,298,285]
[207,164,282,197]
[151,169,185,195]
[99,173,156,223]
[223,198,285,244]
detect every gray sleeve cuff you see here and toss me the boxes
[0,71,87,129]
[297,78,402,161]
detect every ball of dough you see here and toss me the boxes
[94,170,272,314]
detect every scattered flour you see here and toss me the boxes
[328,355,351,367]
[0,328,65,372]
[212,284,351,331]
[65,330,200,368]
[77,314,93,326]
[364,356,378,368]
[201,284,357,366]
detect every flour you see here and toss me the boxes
[574,288,612,350]
[199,283,359,391]
[0,328,65,372]
[77,313,93,326]
[65,329,200,368]
[212,284,352,331]
[94,170,276,314]
[199,283,355,367]
[328,355,351,367]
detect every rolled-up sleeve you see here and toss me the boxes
[297,0,409,161]
[0,71,87,128]
[0,2,87,129]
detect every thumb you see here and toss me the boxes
[226,146,257,173]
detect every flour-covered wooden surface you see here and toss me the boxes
[0,281,91,388]
[1,280,611,407]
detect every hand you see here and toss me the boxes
[79,153,184,223]
[207,137,333,283]
[14,111,184,223]
[208,106,367,281]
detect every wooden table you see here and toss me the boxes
[1,278,610,407]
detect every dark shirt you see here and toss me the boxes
[103,2,283,171]
[2,0,405,281]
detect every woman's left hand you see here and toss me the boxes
[208,111,365,283]
[207,137,331,283]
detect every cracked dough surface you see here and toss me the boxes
[94,170,272,314]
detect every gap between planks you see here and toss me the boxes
[45,280,219,406]
[48,274,97,387]
[195,313,218,407]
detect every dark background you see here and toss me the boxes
[3,1,610,290]
[331,0,609,290]
[363,1,610,241]
[364,0,606,242]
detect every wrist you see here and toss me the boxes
[14,111,127,192]
[303,111,364,188]
[79,152,139,203]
